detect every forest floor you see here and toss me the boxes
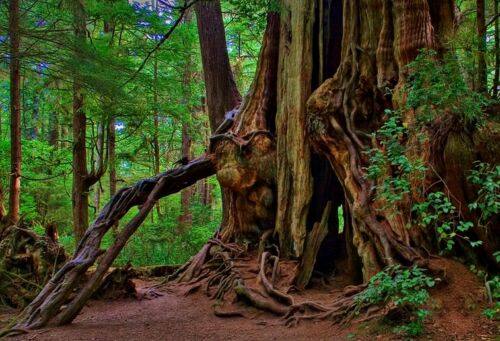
[1,258,498,341]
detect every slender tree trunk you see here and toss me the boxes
[493,0,499,97]
[178,10,195,230]
[178,123,192,230]
[104,6,117,198]
[93,122,104,215]
[48,112,59,148]
[8,0,22,227]
[72,0,89,243]
[109,118,116,197]
[153,55,162,219]
[71,1,107,243]
[476,0,487,92]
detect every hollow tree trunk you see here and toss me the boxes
[8,0,22,227]
[306,0,470,280]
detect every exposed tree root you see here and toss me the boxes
[165,241,391,329]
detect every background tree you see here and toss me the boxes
[7,0,22,229]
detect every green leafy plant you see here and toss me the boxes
[354,265,435,337]
[406,49,489,125]
[482,253,500,321]
[412,192,478,251]
[366,109,426,209]
[468,162,500,230]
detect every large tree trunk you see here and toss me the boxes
[8,0,22,228]
[304,0,499,279]
[275,0,315,258]
[195,0,241,132]
[195,0,242,233]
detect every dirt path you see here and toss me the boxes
[8,287,352,341]
[3,259,499,340]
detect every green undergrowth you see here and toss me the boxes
[353,265,435,337]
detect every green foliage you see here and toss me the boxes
[366,109,426,209]
[354,265,435,337]
[366,109,485,252]
[406,49,489,125]
[412,192,478,252]
[468,162,500,228]
[482,254,500,321]
[0,0,256,269]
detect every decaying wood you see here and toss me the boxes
[294,202,332,290]
[12,155,215,330]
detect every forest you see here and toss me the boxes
[0,0,499,339]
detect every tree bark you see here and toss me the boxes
[48,112,59,148]
[307,0,461,280]
[178,10,195,230]
[72,0,107,243]
[275,0,315,258]
[476,0,487,93]
[195,0,242,233]
[493,0,499,97]
[153,54,161,220]
[14,155,215,330]
[195,0,241,132]
[109,118,117,196]
[8,0,22,227]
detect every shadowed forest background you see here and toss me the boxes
[0,0,499,339]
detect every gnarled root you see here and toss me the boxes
[169,242,395,328]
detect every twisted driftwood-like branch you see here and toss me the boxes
[8,155,215,333]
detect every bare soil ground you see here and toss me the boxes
[1,258,498,341]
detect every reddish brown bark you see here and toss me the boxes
[8,0,21,227]
[195,0,242,232]
[195,0,241,132]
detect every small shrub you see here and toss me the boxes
[354,265,435,337]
